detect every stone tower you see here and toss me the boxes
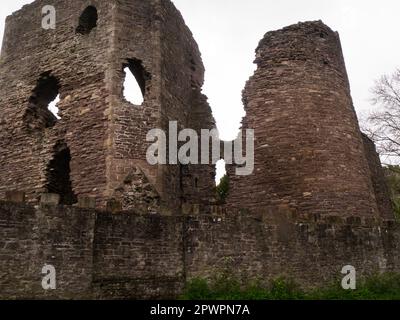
[0,0,216,211]
[227,21,391,218]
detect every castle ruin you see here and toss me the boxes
[0,0,216,212]
[226,21,394,220]
[0,0,399,299]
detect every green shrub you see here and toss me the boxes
[183,278,212,300]
[181,273,400,300]
[269,277,305,300]
[392,198,400,221]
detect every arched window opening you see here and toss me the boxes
[123,58,150,106]
[24,72,61,130]
[76,6,98,35]
[46,143,77,205]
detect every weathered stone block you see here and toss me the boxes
[77,196,96,209]
[40,193,60,206]
[192,204,200,215]
[106,199,122,213]
[5,191,25,203]
[182,203,192,215]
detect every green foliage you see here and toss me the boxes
[181,273,400,300]
[269,277,305,300]
[307,273,400,300]
[384,165,400,221]
[392,198,400,221]
[216,174,229,203]
[183,278,212,300]
[384,165,400,197]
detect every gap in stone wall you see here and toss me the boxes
[123,58,149,106]
[48,94,61,119]
[46,142,77,205]
[76,6,98,35]
[123,67,144,106]
[216,159,227,185]
[23,72,61,130]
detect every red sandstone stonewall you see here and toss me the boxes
[226,21,391,219]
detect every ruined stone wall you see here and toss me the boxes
[92,212,184,299]
[226,21,381,218]
[0,0,216,212]
[362,134,394,219]
[99,0,217,212]
[185,212,400,287]
[0,201,184,299]
[0,202,96,299]
[105,0,162,206]
[0,2,397,300]
[0,0,115,207]
[0,201,399,299]
[182,90,217,207]
[157,0,216,210]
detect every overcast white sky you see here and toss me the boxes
[1,0,399,142]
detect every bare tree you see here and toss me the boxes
[365,69,400,165]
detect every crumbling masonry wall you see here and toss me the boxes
[101,0,217,212]
[0,0,115,207]
[0,0,216,211]
[362,134,394,219]
[226,21,387,219]
[0,201,399,299]
[0,1,398,300]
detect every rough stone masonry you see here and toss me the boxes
[0,0,399,299]
[0,0,216,212]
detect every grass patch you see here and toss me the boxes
[181,273,400,300]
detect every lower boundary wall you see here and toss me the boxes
[0,201,399,299]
